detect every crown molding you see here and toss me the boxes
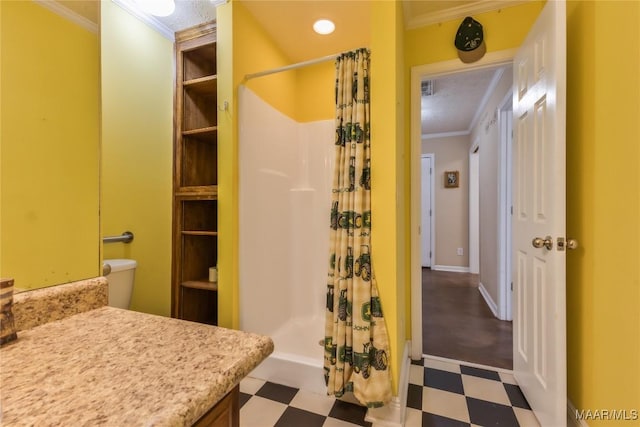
[175,21,217,43]
[33,0,98,33]
[422,130,470,140]
[468,67,506,131]
[406,1,530,30]
[111,0,175,41]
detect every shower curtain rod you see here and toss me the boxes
[243,53,339,82]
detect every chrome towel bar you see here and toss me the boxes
[103,231,134,244]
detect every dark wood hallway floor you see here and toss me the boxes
[422,268,513,369]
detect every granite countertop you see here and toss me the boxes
[0,306,274,426]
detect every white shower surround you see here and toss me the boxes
[239,86,334,394]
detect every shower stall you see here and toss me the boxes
[239,86,334,394]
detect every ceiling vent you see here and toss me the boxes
[421,80,434,97]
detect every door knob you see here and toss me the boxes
[532,236,553,250]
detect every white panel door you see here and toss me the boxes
[421,155,432,267]
[512,1,566,426]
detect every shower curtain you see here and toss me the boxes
[324,48,392,408]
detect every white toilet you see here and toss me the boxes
[104,259,137,309]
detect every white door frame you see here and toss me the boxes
[410,50,516,360]
[468,140,480,275]
[421,154,435,268]
[498,91,513,321]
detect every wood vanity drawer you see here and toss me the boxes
[193,385,239,427]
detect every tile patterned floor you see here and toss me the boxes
[239,356,541,427]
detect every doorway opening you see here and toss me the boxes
[411,4,568,423]
[410,51,516,368]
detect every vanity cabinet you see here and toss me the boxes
[2,283,273,426]
[172,22,218,325]
[193,386,239,427]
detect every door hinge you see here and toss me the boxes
[510,282,513,291]
[510,206,513,215]
[430,209,432,216]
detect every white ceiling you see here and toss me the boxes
[154,0,217,31]
[422,67,509,136]
[238,1,371,63]
[129,0,518,137]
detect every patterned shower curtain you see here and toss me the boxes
[324,48,392,408]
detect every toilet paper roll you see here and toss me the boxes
[209,267,218,283]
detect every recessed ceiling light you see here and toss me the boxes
[313,19,335,35]
[135,0,175,17]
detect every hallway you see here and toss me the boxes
[422,269,513,369]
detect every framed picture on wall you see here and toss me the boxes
[445,171,459,188]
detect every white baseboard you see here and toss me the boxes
[423,353,514,374]
[433,265,470,273]
[365,341,410,427]
[478,282,499,318]
[567,399,590,427]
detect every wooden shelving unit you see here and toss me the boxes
[172,22,218,325]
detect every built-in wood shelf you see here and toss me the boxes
[183,75,217,95]
[173,23,219,326]
[182,126,217,138]
[181,230,218,237]
[176,186,218,197]
[181,280,218,292]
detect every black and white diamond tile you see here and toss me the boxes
[239,357,540,427]
[240,377,371,427]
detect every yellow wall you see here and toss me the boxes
[230,1,335,124]
[0,1,100,289]
[1,1,3,276]
[404,2,545,66]
[216,1,235,328]
[370,0,406,395]
[295,61,335,123]
[236,2,297,120]
[101,1,173,316]
[566,0,640,422]
[217,2,233,328]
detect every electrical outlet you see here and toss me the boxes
[457,248,464,256]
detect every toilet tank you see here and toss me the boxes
[104,259,137,309]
